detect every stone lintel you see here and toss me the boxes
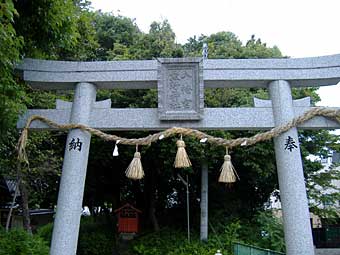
[17,107,340,131]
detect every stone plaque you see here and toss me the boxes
[158,58,203,120]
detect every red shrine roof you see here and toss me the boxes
[114,203,142,214]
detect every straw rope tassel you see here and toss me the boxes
[17,128,29,164]
[125,145,144,180]
[218,148,239,183]
[174,135,192,168]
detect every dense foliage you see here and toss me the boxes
[130,211,284,255]
[0,227,49,255]
[37,216,115,255]
[0,0,24,139]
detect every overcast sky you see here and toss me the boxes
[90,0,340,106]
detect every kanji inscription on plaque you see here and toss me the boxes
[158,58,204,120]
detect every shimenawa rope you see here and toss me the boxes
[16,107,340,182]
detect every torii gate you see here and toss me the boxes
[17,55,340,255]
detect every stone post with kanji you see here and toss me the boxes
[50,82,96,255]
[269,80,315,255]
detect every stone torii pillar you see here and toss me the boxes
[269,80,314,255]
[50,82,95,255]
[50,83,111,255]
[200,160,208,241]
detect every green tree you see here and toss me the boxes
[92,11,140,60]
[242,35,282,58]
[133,20,183,59]
[58,3,99,61]
[1,0,98,232]
[0,0,24,140]
[300,130,340,218]
[13,0,78,59]
[184,32,281,59]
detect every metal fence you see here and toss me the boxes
[313,226,340,248]
[233,242,285,255]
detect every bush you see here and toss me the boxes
[0,227,49,255]
[130,212,285,255]
[77,216,115,255]
[35,212,284,255]
[131,228,233,255]
[254,211,285,252]
[235,211,285,253]
[37,216,115,255]
[36,223,53,245]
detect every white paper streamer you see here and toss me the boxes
[200,137,208,143]
[113,140,120,156]
[241,140,247,146]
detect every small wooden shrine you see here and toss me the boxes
[114,203,142,233]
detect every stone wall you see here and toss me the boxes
[316,248,340,255]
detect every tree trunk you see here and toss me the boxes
[142,156,160,232]
[6,162,32,234]
[17,162,32,234]
[149,193,160,232]
[132,181,144,210]
[152,165,161,231]
[5,173,20,231]
[19,178,32,234]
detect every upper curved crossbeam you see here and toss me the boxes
[16,54,340,90]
